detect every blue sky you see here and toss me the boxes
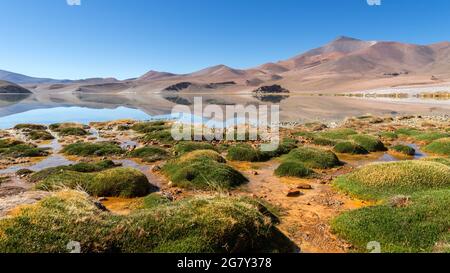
[0,0,449,80]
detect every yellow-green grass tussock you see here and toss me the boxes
[332,189,450,253]
[282,147,341,169]
[162,150,247,190]
[334,161,450,200]
[35,167,155,198]
[423,138,450,156]
[0,190,296,253]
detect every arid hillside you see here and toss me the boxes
[2,36,450,94]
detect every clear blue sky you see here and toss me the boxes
[0,0,449,80]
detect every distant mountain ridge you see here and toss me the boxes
[3,36,450,93]
[0,80,32,94]
[0,69,70,84]
[0,69,119,85]
[131,36,450,92]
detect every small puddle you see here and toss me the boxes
[88,128,102,141]
[120,140,138,150]
[377,153,398,162]
[406,143,428,159]
[0,135,75,174]
[101,197,141,215]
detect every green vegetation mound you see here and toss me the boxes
[29,160,118,183]
[49,123,90,135]
[27,130,54,141]
[0,139,49,158]
[131,121,169,133]
[227,144,262,162]
[334,142,368,155]
[334,161,450,200]
[174,142,216,155]
[163,150,247,190]
[421,157,450,167]
[379,131,398,140]
[350,135,387,152]
[58,127,89,136]
[35,167,154,197]
[423,138,450,156]
[390,145,416,156]
[128,146,169,162]
[275,161,314,178]
[141,193,171,208]
[227,140,297,162]
[62,141,124,156]
[395,128,422,136]
[318,129,357,140]
[413,132,450,143]
[311,137,338,147]
[178,150,226,164]
[282,147,341,169]
[332,189,450,253]
[140,130,174,144]
[0,191,296,253]
[14,124,47,130]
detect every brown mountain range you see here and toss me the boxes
[7,36,450,94]
[129,36,450,93]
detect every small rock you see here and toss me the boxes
[161,192,174,201]
[297,183,312,190]
[94,201,109,212]
[287,190,302,197]
[252,171,259,175]
[152,165,162,172]
[311,124,328,131]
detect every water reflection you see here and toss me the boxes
[163,95,192,106]
[0,92,448,129]
[253,94,290,103]
[0,94,31,104]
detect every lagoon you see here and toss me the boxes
[0,92,449,129]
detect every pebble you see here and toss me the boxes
[152,165,162,172]
[287,190,302,197]
[297,183,313,190]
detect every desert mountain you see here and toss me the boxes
[4,36,450,93]
[130,36,450,93]
[137,70,177,81]
[0,69,70,84]
[0,69,119,86]
[0,80,32,94]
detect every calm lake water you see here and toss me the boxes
[0,93,448,129]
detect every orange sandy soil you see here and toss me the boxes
[227,160,373,253]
